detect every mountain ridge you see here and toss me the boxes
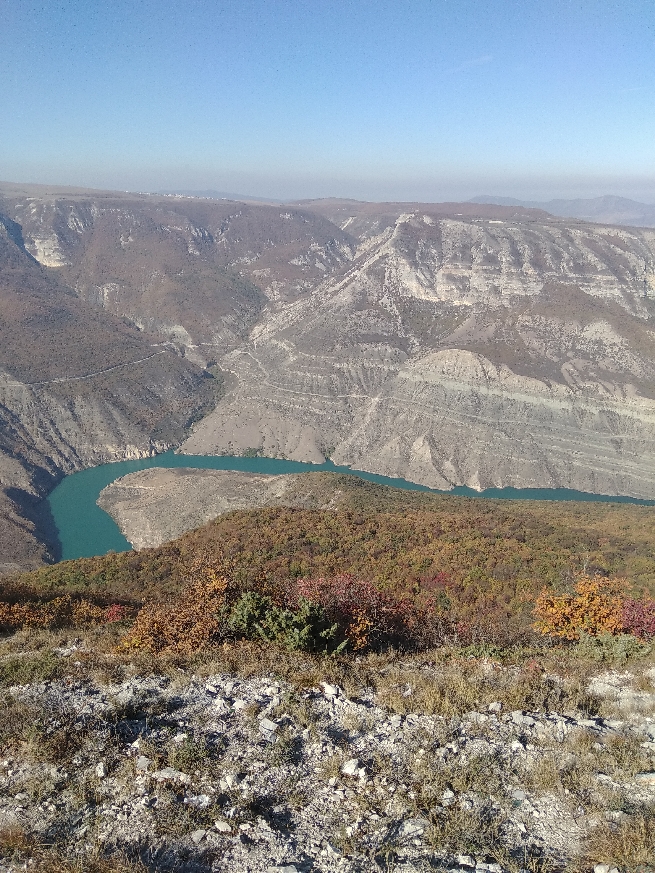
[2,183,655,566]
[470,194,655,228]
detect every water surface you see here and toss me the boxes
[47,453,655,561]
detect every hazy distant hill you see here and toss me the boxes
[159,189,276,203]
[471,194,655,228]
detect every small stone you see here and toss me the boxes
[185,793,211,809]
[389,714,402,728]
[488,701,502,713]
[635,772,655,786]
[399,817,427,839]
[220,773,241,790]
[321,682,339,697]
[95,762,107,778]
[260,717,278,732]
[267,866,299,873]
[511,710,525,724]
[151,767,190,784]
[190,828,206,845]
[455,855,475,869]
[135,756,151,772]
[214,819,231,832]
[467,711,488,724]
[232,698,246,710]
[593,865,611,873]
[173,732,188,743]
[341,758,360,776]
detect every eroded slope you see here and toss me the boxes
[181,206,655,497]
[97,468,351,550]
[0,211,216,567]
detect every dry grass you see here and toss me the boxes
[520,725,654,817]
[371,654,602,719]
[582,812,655,871]
[0,826,145,872]
[3,624,652,723]
[0,626,652,872]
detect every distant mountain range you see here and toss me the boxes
[159,189,276,203]
[470,195,655,228]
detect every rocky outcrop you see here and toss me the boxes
[98,469,350,550]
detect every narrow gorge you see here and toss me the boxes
[2,182,655,566]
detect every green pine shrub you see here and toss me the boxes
[228,591,343,653]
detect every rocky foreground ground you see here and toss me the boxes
[0,642,654,872]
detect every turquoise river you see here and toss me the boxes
[47,453,655,561]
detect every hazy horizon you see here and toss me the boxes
[2,0,654,204]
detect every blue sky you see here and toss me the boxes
[2,0,654,201]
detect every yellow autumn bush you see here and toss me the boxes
[0,595,109,631]
[119,553,228,655]
[534,573,625,640]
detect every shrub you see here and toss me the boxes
[294,573,453,651]
[119,553,228,655]
[0,652,60,687]
[534,573,625,640]
[294,573,409,650]
[0,595,131,632]
[104,603,130,623]
[622,597,655,640]
[575,631,652,663]
[228,591,342,653]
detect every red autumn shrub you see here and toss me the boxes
[622,598,655,640]
[104,603,131,623]
[294,573,451,651]
[294,574,395,650]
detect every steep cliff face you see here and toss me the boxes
[182,206,655,498]
[0,209,218,567]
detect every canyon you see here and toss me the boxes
[1,181,655,566]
